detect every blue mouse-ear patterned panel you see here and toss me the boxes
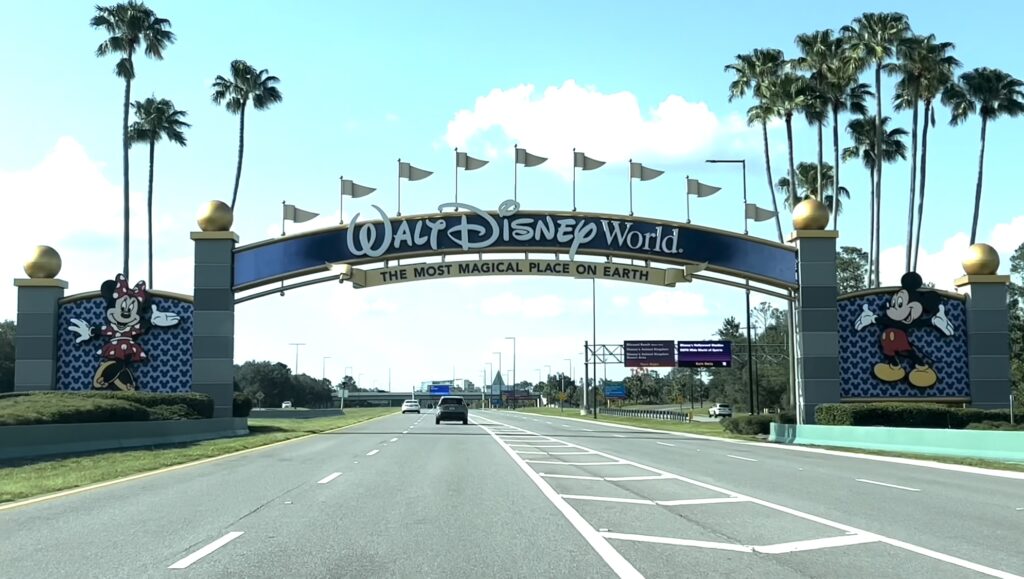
[838,292,969,399]
[56,294,193,393]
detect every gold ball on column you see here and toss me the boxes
[23,245,62,279]
[961,243,1000,275]
[792,198,830,230]
[197,201,233,232]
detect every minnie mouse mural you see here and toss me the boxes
[67,274,180,391]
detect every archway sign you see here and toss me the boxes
[233,200,798,293]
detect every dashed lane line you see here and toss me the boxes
[855,479,920,492]
[366,449,380,456]
[727,454,758,462]
[168,532,244,569]
[316,472,342,485]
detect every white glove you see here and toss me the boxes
[68,319,92,343]
[150,305,180,327]
[854,304,877,331]
[931,304,954,336]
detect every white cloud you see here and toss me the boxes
[445,80,746,178]
[479,292,565,318]
[637,290,708,317]
[611,295,631,308]
[879,215,1024,290]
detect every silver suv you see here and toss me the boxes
[708,403,732,418]
[435,396,468,425]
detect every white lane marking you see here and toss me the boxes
[514,451,549,455]
[656,497,747,506]
[482,416,1022,579]
[656,442,674,447]
[479,427,643,578]
[168,532,244,569]
[856,479,920,492]
[583,428,596,432]
[561,494,655,505]
[402,430,408,434]
[548,451,595,455]
[540,473,604,481]
[727,454,758,462]
[508,444,570,448]
[526,460,623,466]
[601,531,752,552]
[612,434,626,438]
[316,472,342,485]
[756,534,879,554]
[604,474,670,482]
[366,449,380,456]
[389,437,398,442]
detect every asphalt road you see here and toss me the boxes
[1,409,1022,578]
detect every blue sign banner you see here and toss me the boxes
[233,201,797,290]
[603,382,627,399]
[429,385,450,395]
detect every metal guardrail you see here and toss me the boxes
[599,407,690,423]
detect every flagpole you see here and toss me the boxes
[513,144,518,203]
[685,176,691,224]
[339,176,344,225]
[397,158,402,217]
[741,160,748,235]
[281,200,286,236]
[628,159,634,217]
[454,147,459,207]
[572,148,577,212]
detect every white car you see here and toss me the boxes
[708,403,732,418]
[281,401,292,409]
[401,400,421,414]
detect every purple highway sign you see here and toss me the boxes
[624,340,677,367]
[677,341,732,368]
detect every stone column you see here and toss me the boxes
[13,246,67,391]
[789,199,840,425]
[955,243,1012,410]
[191,201,237,418]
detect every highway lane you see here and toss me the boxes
[479,410,1024,578]
[0,411,617,579]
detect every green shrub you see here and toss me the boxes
[233,393,253,417]
[0,395,150,426]
[816,402,1014,429]
[0,390,213,419]
[965,420,1024,431]
[147,404,201,421]
[722,415,775,435]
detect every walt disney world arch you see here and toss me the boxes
[12,195,1013,424]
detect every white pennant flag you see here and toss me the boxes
[574,152,605,171]
[687,178,721,197]
[283,203,318,223]
[745,203,777,222]
[630,162,664,181]
[456,152,489,170]
[341,179,375,198]
[399,161,433,181]
[515,147,547,167]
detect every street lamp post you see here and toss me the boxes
[289,343,305,376]
[322,356,331,382]
[505,337,516,409]
[493,351,502,405]
[705,159,756,415]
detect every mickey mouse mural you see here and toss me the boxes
[854,272,955,388]
[66,274,181,391]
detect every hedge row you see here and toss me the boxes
[233,393,253,417]
[721,412,796,436]
[0,391,220,426]
[815,403,1014,429]
[965,420,1024,431]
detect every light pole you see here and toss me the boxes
[493,351,502,404]
[706,159,756,415]
[505,337,516,409]
[590,278,597,418]
[321,356,331,382]
[289,343,305,375]
[485,362,493,386]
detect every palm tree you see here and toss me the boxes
[910,37,960,270]
[775,162,850,219]
[795,30,840,198]
[128,98,190,288]
[725,49,787,242]
[211,60,283,211]
[774,71,815,210]
[841,12,911,283]
[942,68,1024,245]
[843,115,909,286]
[91,2,174,279]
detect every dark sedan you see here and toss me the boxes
[435,396,468,425]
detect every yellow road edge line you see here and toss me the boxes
[0,410,399,512]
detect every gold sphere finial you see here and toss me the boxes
[197,201,233,232]
[962,243,999,275]
[792,197,830,230]
[24,245,62,279]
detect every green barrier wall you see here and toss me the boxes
[769,423,1024,463]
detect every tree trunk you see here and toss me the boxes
[868,164,876,287]
[121,76,132,279]
[970,117,988,245]
[816,121,824,200]
[785,114,797,210]
[832,106,840,231]
[912,101,932,271]
[147,139,155,289]
[230,102,247,210]
[905,102,919,272]
[761,120,783,243]
[874,63,883,287]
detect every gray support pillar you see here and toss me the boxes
[191,231,238,418]
[13,278,68,391]
[790,229,840,424]
[954,274,1012,410]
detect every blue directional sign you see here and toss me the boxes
[603,382,627,399]
[429,384,450,395]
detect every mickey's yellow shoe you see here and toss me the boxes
[909,365,938,388]
[873,363,906,382]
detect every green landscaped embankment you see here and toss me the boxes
[0,408,397,504]
[513,407,1024,473]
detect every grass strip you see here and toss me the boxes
[0,408,398,504]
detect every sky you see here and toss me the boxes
[1,1,1022,392]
